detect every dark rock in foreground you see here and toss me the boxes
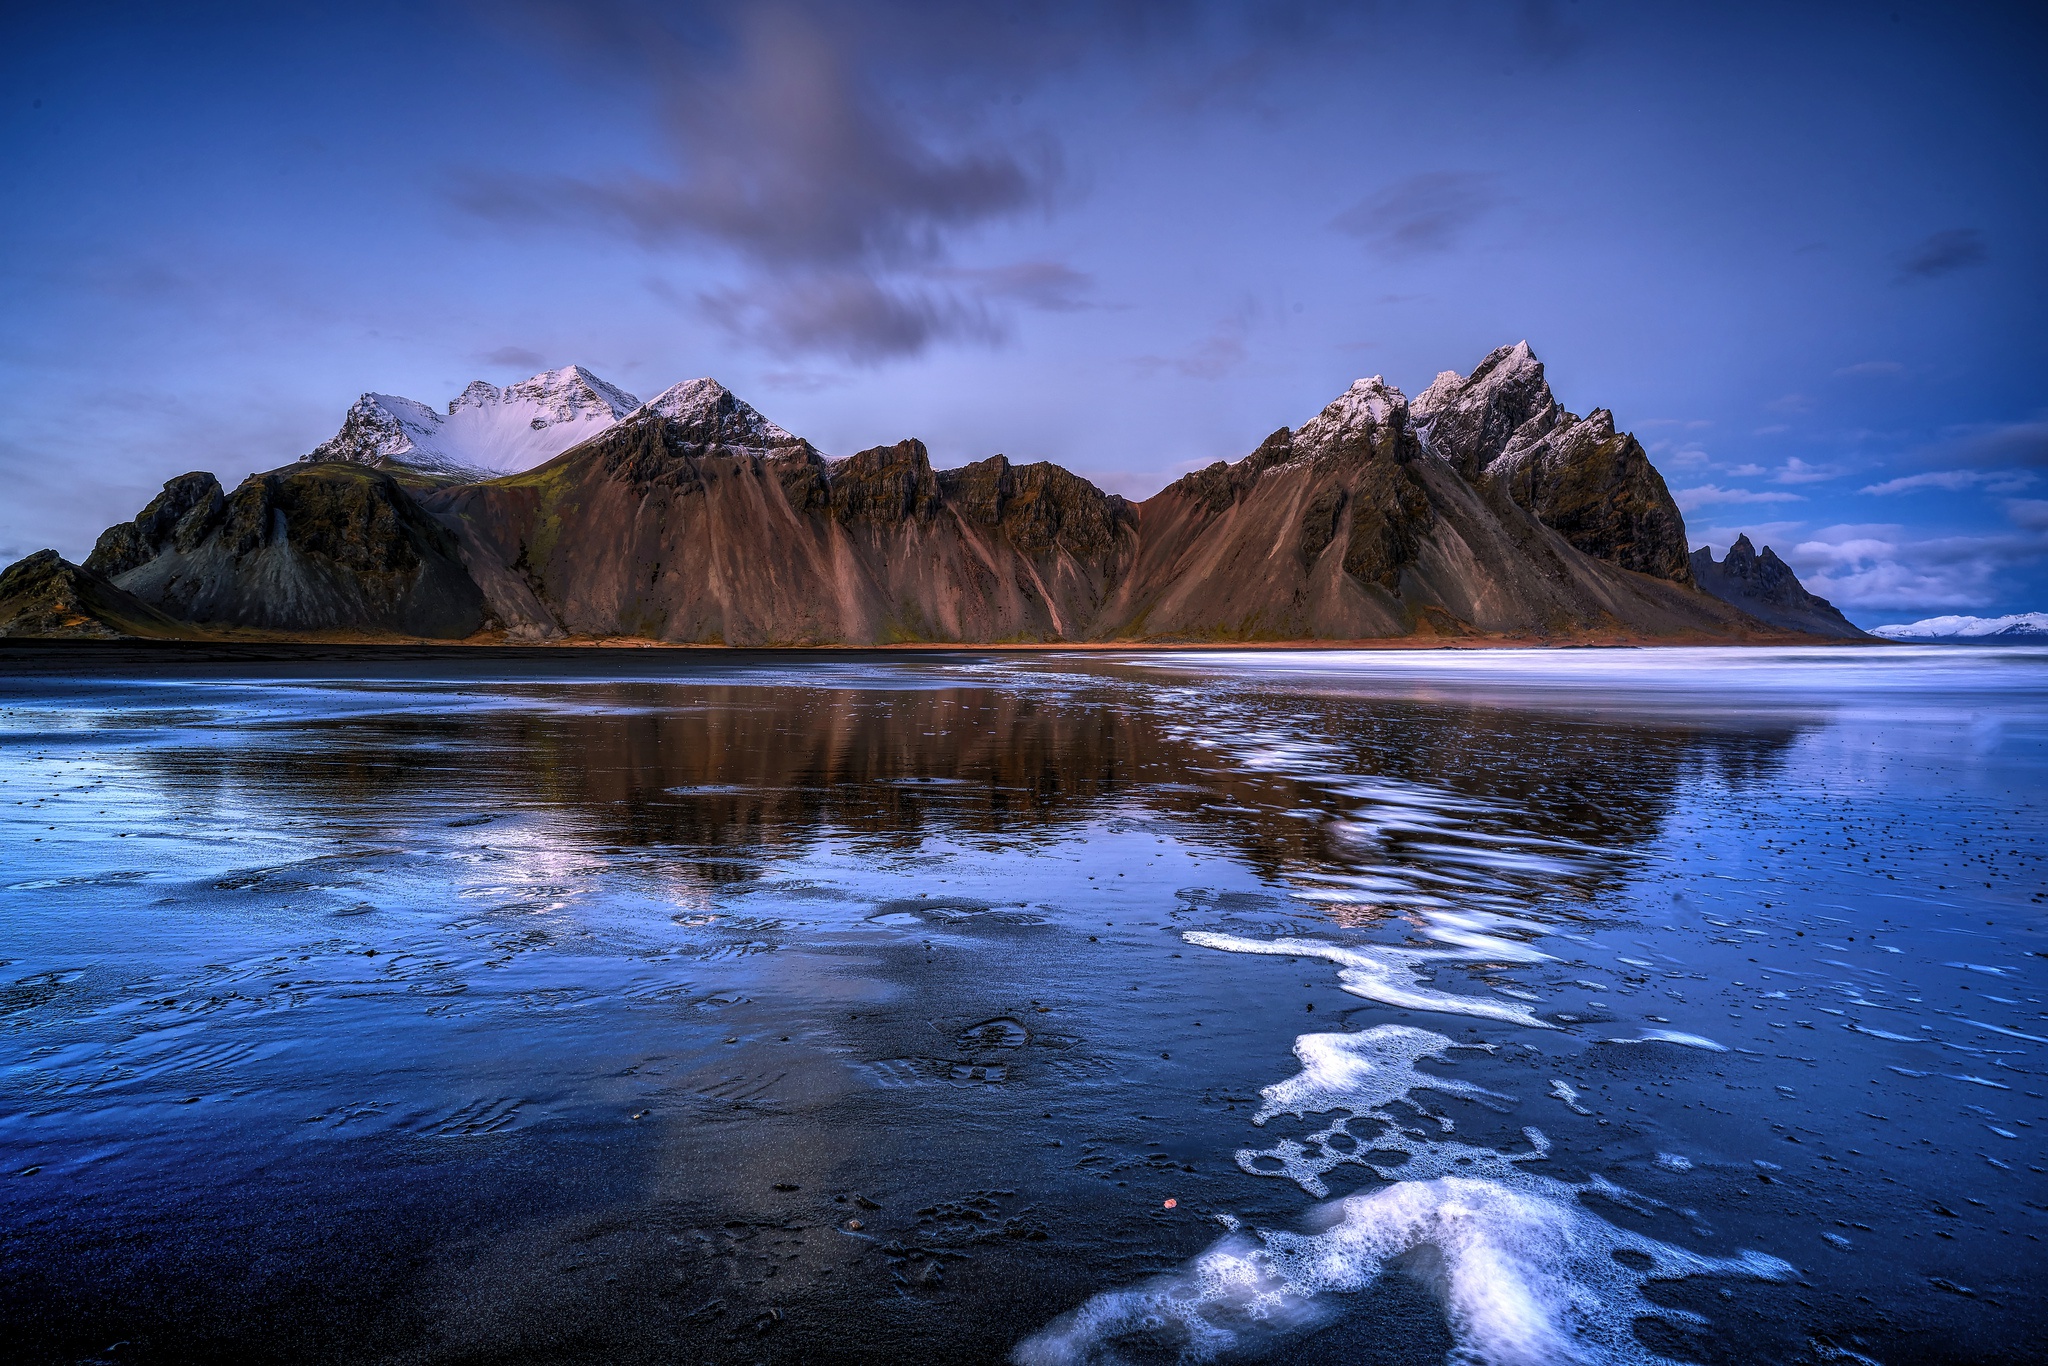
[1690,535,1867,640]
[0,550,190,639]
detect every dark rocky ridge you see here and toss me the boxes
[0,551,190,639]
[76,465,484,637]
[3,346,1857,645]
[1411,342,1695,584]
[1690,535,1868,640]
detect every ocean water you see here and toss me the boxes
[1,645,2043,1365]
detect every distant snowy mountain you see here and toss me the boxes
[305,365,641,477]
[1872,612,2048,641]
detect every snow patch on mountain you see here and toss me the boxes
[627,378,806,452]
[1872,612,2048,640]
[1291,377,1410,457]
[305,365,642,477]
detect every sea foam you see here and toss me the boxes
[1183,930,1553,1028]
[1016,1021,1794,1365]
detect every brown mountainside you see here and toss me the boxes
[2,345,1853,644]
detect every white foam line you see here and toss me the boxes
[1185,930,1554,1029]
[1959,1018,2048,1044]
[1846,1023,1928,1043]
[1598,1029,1728,1052]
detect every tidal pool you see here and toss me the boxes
[1,645,2043,1364]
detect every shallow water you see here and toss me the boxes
[1,645,2043,1365]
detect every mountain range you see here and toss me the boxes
[0,343,1871,646]
[1871,612,2048,642]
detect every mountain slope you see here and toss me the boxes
[1689,536,1868,640]
[18,344,1860,645]
[1099,376,1748,641]
[430,380,1136,643]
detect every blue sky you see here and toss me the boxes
[3,1,2043,625]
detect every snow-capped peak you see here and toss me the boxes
[304,365,644,477]
[1871,612,2048,641]
[1409,341,1567,476]
[628,378,801,450]
[1292,376,1409,454]
[498,365,640,423]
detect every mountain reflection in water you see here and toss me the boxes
[2,647,2042,1366]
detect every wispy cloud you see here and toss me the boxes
[1131,304,1258,380]
[479,345,548,370]
[1861,468,2037,496]
[1772,457,1842,485]
[1675,484,1805,508]
[1895,227,1987,281]
[1331,172,1503,258]
[928,260,1096,312]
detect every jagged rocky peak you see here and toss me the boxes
[304,365,644,478]
[1410,340,1563,479]
[84,471,226,580]
[627,378,805,452]
[1404,341,1694,585]
[1291,376,1412,458]
[1690,535,1867,640]
[497,365,640,421]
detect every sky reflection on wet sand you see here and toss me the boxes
[2,646,2044,1364]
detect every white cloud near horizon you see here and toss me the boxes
[1676,484,1805,508]
[1786,506,2048,611]
[1861,468,2037,495]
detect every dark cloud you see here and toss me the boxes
[454,8,1054,271]
[480,345,548,370]
[694,273,1003,364]
[931,260,1096,312]
[1332,172,1503,258]
[1895,227,1987,281]
[1956,418,2048,468]
[458,2,1101,360]
[459,1,1361,361]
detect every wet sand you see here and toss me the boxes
[2,646,2042,1363]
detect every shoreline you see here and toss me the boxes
[0,632,1909,673]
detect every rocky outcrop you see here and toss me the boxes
[14,346,1860,645]
[83,471,226,579]
[1690,536,1867,639]
[0,550,190,639]
[1411,343,1694,584]
[1097,377,1749,642]
[85,465,486,638]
